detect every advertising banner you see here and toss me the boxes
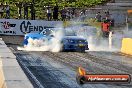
[0,19,63,35]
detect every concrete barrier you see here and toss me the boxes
[0,35,24,45]
[0,38,33,88]
[121,38,132,55]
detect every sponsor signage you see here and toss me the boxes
[0,19,63,35]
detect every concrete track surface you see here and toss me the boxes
[9,45,132,88]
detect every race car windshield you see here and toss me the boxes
[64,29,76,36]
[40,28,54,36]
[40,28,76,36]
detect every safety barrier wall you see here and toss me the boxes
[0,38,33,88]
[0,35,24,45]
[121,38,132,55]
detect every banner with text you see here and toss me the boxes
[0,19,63,35]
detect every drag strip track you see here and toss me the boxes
[13,50,113,88]
[34,51,132,88]
[10,45,132,88]
[14,51,44,88]
[38,52,132,74]
[12,50,81,88]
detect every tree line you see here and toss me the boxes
[0,0,110,19]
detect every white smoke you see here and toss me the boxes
[68,14,123,52]
[17,29,64,52]
[84,27,132,52]
[75,25,122,52]
[17,20,132,52]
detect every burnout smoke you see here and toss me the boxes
[87,27,132,52]
[18,20,131,52]
[69,22,121,51]
[68,14,124,52]
[17,29,64,52]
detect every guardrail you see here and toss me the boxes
[0,38,33,88]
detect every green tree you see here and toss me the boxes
[0,0,110,19]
